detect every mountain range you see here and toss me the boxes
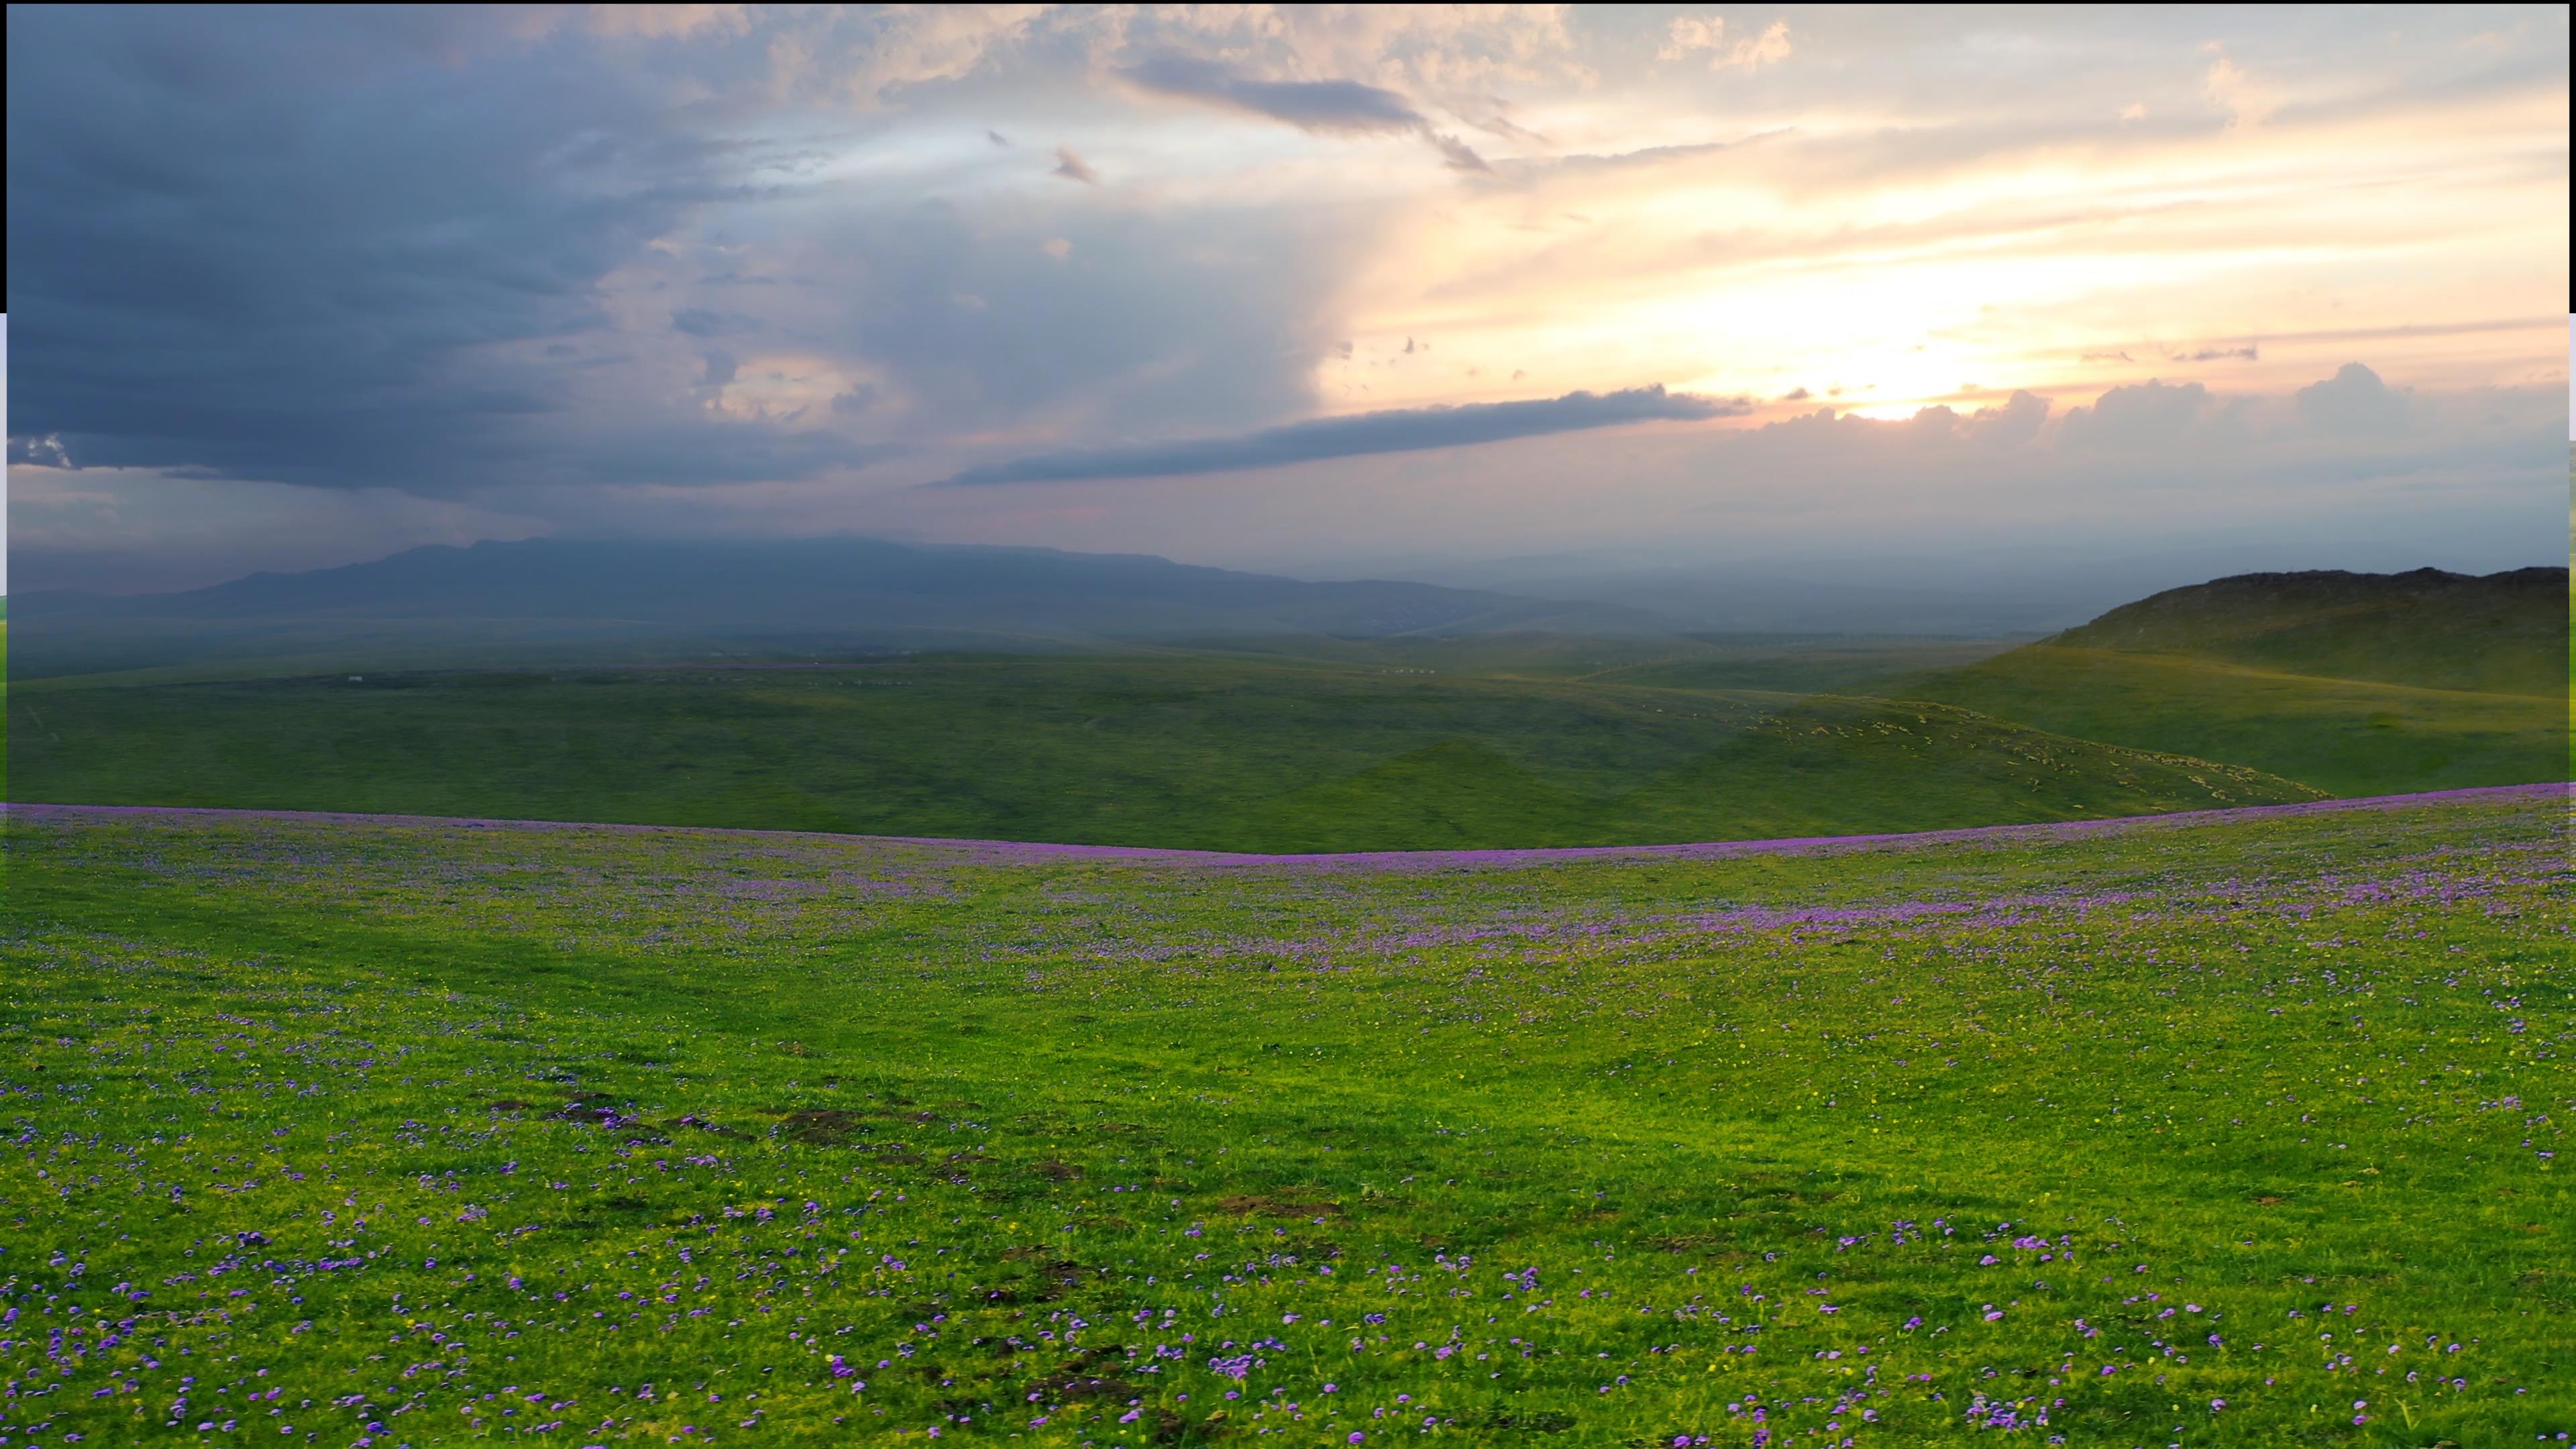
[10,537,1674,678]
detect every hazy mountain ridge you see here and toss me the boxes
[9,537,1683,678]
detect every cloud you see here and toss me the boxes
[562,422,904,485]
[756,195,1371,445]
[5,7,1374,505]
[2296,362,2407,435]
[11,5,2562,596]
[2204,45,2277,127]
[1658,15,1793,71]
[1517,131,1781,180]
[936,385,1748,486]
[2169,344,2258,362]
[1051,146,1100,184]
[9,434,77,468]
[1965,389,2051,448]
[6,6,858,495]
[1739,391,2053,460]
[1429,131,1495,173]
[1117,53,1489,170]
[2059,380,2216,449]
[584,5,751,42]
[673,308,755,337]
[1120,54,1426,133]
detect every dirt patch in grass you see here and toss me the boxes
[1216,1193,1342,1218]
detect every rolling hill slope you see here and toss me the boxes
[2049,565,2565,696]
[1873,568,2567,796]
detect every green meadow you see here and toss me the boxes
[9,621,2562,853]
[3,787,2568,1446]
[11,568,2563,852]
[6,648,2343,851]
[1877,647,2562,800]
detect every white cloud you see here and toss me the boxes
[584,5,752,41]
[1659,15,1792,71]
[1051,145,1101,184]
[2203,44,2277,128]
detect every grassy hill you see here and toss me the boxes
[1879,646,2563,797]
[2049,565,2565,695]
[4,653,2317,850]
[1872,568,2567,798]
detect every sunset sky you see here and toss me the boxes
[6,5,2567,594]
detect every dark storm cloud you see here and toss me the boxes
[1118,54,1489,170]
[674,309,759,338]
[564,423,906,485]
[1120,55,1427,133]
[3,7,870,493]
[936,385,1746,486]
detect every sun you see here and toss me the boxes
[1834,345,1985,419]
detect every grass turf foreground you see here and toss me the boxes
[1,786,2567,1448]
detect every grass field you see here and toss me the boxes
[11,586,2559,853]
[4,787,2567,1446]
[0,646,2392,852]
[1873,647,2565,800]
[1864,571,2569,803]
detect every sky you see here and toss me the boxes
[5,4,2568,596]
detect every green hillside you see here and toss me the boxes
[2049,565,2566,696]
[1619,691,2312,838]
[4,654,2316,851]
[1872,568,2568,798]
[1879,645,2564,798]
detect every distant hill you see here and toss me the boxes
[9,537,1678,678]
[2049,566,2567,696]
[1874,567,2567,798]
[1429,564,2088,636]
